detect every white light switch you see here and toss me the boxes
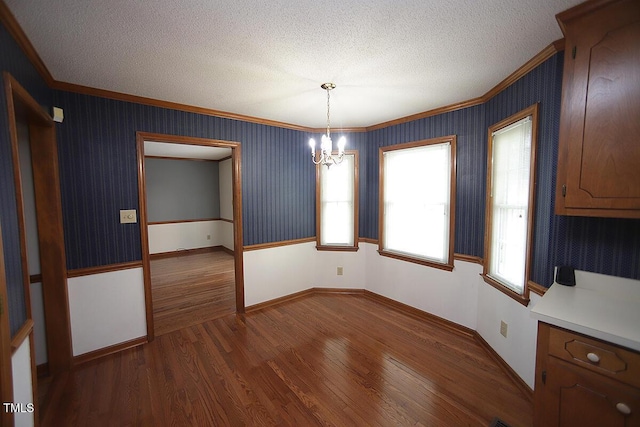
[120,209,137,224]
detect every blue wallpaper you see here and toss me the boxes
[1,15,639,330]
[0,23,52,335]
[366,104,487,257]
[486,53,639,285]
[364,52,639,286]
[53,90,317,268]
[485,53,565,286]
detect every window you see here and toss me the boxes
[316,151,358,250]
[379,136,456,270]
[483,104,538,304]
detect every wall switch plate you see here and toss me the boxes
[500,321,508,338]
[120,209,137,224]
[337,267,343,276]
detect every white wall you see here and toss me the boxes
[148,220,227,254]
[476,281,542,389]
[243,241,317,306]
[11,338,35,427]
[364,243,479,330]
[219,221,234,251]
[313,246,367,290]
[67,268,147,356]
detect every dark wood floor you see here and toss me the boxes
[38,292,533,426]
[150,250,235,336]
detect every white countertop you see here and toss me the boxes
[531,270,640,352]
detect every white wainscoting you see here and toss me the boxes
[219,221,234,251]
[243,241,317,307]
[11,337,35,427]
[148,220,227,254]
[364,243,479,330]
[54,239,548,391]
[476,282,542,389]
[313,245,367,290]
[67,267,147,356]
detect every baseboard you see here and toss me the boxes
[473,332,534,402]
[245,288,365,313]
[150,246,230,260]
[363,290,476,338]
[72,336,147,367]
[60,286,533,403]
[245,288,531,401]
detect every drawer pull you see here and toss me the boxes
[616,403,631,415]
[586,352,600,363]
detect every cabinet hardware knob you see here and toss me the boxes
[586,352,600,363]
[616,403,631,415]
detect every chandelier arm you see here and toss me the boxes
[311,152,324,165]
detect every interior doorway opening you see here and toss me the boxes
[136,133,244,340]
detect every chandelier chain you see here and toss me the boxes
[308,82,345,168]
[326,88,331,139]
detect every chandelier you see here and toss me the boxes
[309,83,346,167]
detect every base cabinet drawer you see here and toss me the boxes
[534,323,640,427]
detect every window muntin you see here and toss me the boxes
[379,136,456,270]
[316,152,358,250]
[483,104,538,303]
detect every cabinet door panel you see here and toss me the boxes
[556,0,640,217]
[545,358,640,427]
[577,22,640,201]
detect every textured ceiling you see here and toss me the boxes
[5,0,583,128]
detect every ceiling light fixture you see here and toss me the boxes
[309,83,346,168]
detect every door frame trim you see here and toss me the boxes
[136,132,244,340]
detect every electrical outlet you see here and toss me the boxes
[337,266,343,276]
[207,234,211,240]
[500,321,508,338]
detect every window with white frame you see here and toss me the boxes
[379,136,456,270]
[316,152,358,250]
[483,104,538,303]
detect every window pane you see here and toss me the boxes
[383,143,451,263]
[320,154,355,246]
[489,117,532,292]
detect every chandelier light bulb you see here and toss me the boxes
[337,136,346,155]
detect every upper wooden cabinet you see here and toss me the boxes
[555,0,640,218]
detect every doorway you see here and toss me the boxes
[136,132,244,340]
[4,74,71,370]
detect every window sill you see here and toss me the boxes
[481,274,530,306]
[377,249,454,272]
[316,245,359,252]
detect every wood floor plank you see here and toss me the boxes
[150,250,236,336]
[39,293,533,426]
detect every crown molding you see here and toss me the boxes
[0,0,54,86]
[1,1,564,134]
[367,38,564,131]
